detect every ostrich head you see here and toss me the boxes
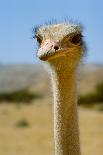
[34,22,85,69]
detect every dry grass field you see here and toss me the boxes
[0,100,103,155]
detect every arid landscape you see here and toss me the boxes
[0,63,103,155]
[0,102,103,155]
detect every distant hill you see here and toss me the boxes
[0,63,3,69]
[0,64,44,92]
[0,63,103,96]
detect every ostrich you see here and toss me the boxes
[34,22,85,155]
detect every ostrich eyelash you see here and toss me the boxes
[36,35,43,44]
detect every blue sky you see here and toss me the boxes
[0,0,103,64]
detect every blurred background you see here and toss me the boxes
[0,0,103,155]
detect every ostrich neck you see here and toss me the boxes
[49,63,81,155]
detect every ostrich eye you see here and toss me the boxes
[71,34,82,45]
[36,35,42,45]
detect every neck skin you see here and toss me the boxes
[47,58,81,155]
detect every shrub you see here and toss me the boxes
[95,82,103,102]
[78,93,98,104]
[15,118,30,128]
[79,81,103,106]
[0,89,42,103]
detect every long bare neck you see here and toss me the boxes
[48,60,81,155]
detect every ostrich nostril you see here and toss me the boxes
[54,46,59,51]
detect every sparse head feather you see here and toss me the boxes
[33,21,83,41]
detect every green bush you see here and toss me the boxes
[95,82,103,102]
[0,89,42,103]
[79,81,103,106]
[15,118,30,128]
[79,93,98,104]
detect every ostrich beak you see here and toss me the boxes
[37,39,60,61]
